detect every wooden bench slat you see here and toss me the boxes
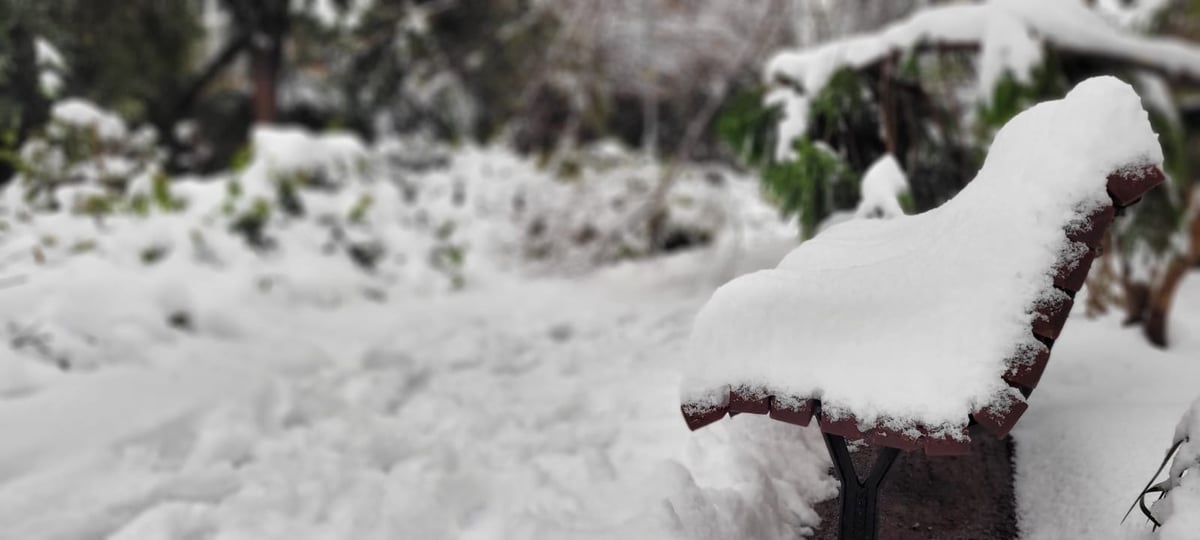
[769,397,815,426]
[1003,341,1051,389]
[1031,290,1074,340]
[972,394,1029,438]
[728,386,771,415]
[923,427,972,456]
[1107,165,1165,207]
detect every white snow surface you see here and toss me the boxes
[0,237,841,540]
[683,77,1163,432]
[0,215,1196,540]
[0,143,1197,539]
[854,154,909,220]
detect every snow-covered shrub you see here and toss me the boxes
[376,141,787,275]
[1136,396,1200,539]
[13,99,162,213]
[0,109,789,377]
[718,71,868,239]
[760,139,858,239]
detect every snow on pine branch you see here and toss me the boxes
[764,0,1200,152]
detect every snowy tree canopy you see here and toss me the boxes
[766,0,1200,147]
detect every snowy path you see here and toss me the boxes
[1,240,1196,539]
[0,242,835,540]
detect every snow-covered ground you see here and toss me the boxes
[0,236,842,540]
[0,102,1197,539]
[1,224,1198,539]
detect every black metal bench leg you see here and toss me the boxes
[822,432,901,540]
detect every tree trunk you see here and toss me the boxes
[251,45,280,123]
[248,0,290,124]
[639,0,658,158]
[1144,257,1189,347]
[1143,186,1200,347]
[878,53,898,157]
[1123,276,1151,326]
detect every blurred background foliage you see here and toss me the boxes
[1,0,1199,346]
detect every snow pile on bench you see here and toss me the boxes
[681,77,1163,445]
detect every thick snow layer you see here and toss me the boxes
[766,2,1042,102]
[1095,0,1171,30]
[247,126,368,182]
[1,227,1196,539]
[854,154,908,220]
[0,239,840,540]
[683,77,1163,431]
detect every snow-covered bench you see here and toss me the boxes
[679,77,1166,538]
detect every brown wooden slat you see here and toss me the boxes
[1031,291,1074,340]
[972,396,1029,438]
[681,404,726,431]
[769,397,815,426]
[1107,164,1165,207]
[1053,242,1099,292]
[923,427,972,456]
[1066,203,1114,248]
[819,412,866,440]
[865,425,923,452]
[1003,341,1051,389]
[728,386,771,415]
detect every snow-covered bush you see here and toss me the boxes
[0,100,790,378]
[13,99,162,213]
[719,69,875,239]
[1131,396,1200,538]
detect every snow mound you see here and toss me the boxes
[854,155,909,220]
[682,77,1162,433]
[0,112,792,395]
[51,99,128,141]
[244,126,368,188]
